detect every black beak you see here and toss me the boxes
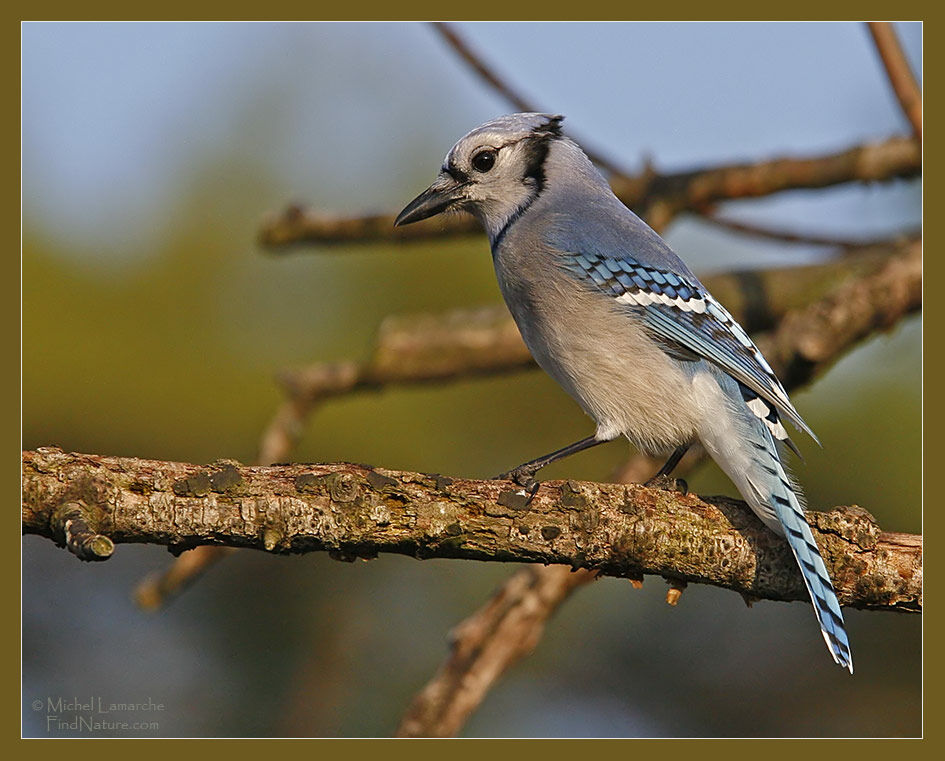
[394,174,467,227]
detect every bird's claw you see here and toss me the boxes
[644,475,688,495]
[495,467,542,504]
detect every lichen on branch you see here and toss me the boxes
[23,448,921,614]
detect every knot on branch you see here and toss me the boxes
[51,501,114,561]
[811,505,882,551]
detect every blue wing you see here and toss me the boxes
[558,247,818,445]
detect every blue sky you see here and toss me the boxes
[23,22,921,261]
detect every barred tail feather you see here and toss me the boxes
[697,377,853,672]
[759,460,854,673]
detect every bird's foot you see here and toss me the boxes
[495,466,542,504]
[644,474,688,495]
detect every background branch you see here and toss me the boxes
[624,136,921,232]
[275,236,920,411]
[134,545,234,611]
[257,136,920,248]
[867,22,922,140]
[395,564,596,738]
[700,213,919,251]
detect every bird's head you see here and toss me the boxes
[395,113,566,242]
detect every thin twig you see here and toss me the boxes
[432,23,631,178]
[432,23,536,115]
[867,22,922,140]
[700,211,919,251]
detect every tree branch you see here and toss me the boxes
[627,136,921,232]
[257,136,920,248]
[22,449,922,616]
[757,237,921,388]
[867,22,922,140]
[274,236,920,412]
[700,212,919,251]
[396,564,596,738]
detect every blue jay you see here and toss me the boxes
[395,113,852,672]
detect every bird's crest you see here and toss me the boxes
[533,114,565,137]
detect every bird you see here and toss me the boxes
[394,112,852,672]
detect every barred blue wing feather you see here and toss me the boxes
[561,250,819,446]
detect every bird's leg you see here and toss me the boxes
[644,444,691,494]
[495,435,604,499]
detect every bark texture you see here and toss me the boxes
[23,448,921,614]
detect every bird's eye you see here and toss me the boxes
[471,149,497,173]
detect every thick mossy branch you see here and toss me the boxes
[23,449,920,613]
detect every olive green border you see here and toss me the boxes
[9,6,931,750]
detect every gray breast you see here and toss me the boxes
[491,229,703,454]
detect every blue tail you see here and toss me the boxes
[743,437,853,673]
[699,380,853,672]
[763,458,853,672]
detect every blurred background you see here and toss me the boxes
[22,22,921,737]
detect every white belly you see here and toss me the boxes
[502,272,704,455]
